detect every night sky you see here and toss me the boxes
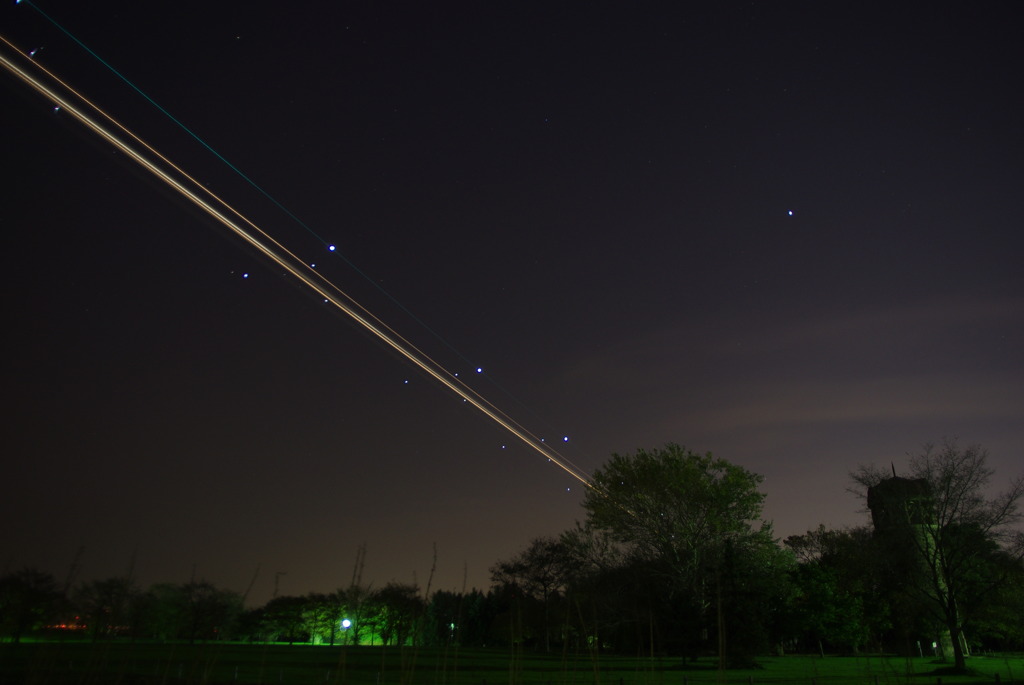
[3,2,1022,606]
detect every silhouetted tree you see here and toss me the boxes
[73,576,137,640]
[261,595,308,644]
[456,589,494,647]
[0,568,63,643]
[784,526,883,654]
[969,552,1024,650]
[491,536,569,651]
[717,535,794,664]
[182,581,242,642]
[423,589,462,647]
[302,591,349,645]
[336,583,372,645]
[560,528,663,655]
[141,581,241,642]
[368,583,423,646]
[558,524,665,654]
[144,583,184,640]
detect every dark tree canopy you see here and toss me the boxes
[491,536,571,652]
[784,526,883,654]
[0,569,63,643]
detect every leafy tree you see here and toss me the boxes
[851,439,1024,672]
[368,583,423,646]
[0,568,63,643]
[180,581,242,642]
[337,583,372,645]
[261,595,309,644]
[969,553,1024,650]
[143,581,242,642]
[303,592,343,645]
[582,444,776,666]
[784,526,880,654]
[720,534,795,662]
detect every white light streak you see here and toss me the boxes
[0,38,593,489]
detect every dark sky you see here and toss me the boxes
[3,2,1022,606]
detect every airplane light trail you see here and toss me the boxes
[0,39,593,489]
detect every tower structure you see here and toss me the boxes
[867,476,932,529]
[867,476,965,660]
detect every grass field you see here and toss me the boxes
[1,642,1021,685]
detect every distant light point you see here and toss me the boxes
[787,210,794,216]
[310,263,316,268]
[242,273,249,278]
[328,245,336,251]
[562,436,569,442]
[475,367,483,373]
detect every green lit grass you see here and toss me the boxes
[1,642,1021,684]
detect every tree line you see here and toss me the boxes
[0,571,488,648]
[3,441,1022,671]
